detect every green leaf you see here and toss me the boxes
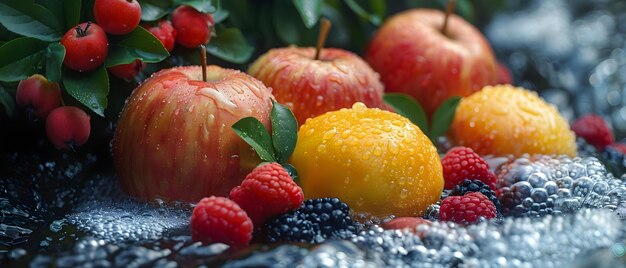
[429,96,461,141]
[141,0,170,21]
[344,0,381,26]
[45,43,65,83]
[0,0,64,41]
[176,0,217,13]
[232,117,276,162]
[205,27,253,64]
[62,67,109,117]
[0,37,47,81]
[63,0,81,29]
[293,0,322,28]
[270,101,298,163]
[281,163,299,182]
[369,0,386,21]
[383,93,429,134]
[37,0,65,29]
[272,2,317,45]
[105,26,169,67]
[213,8,229,24]
[0,84,16,117]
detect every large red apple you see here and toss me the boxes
[366,9,499,117]
[248,47,387,124]
[112,66,274,202]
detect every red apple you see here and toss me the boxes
[171,6,214,48]
[112,65,275,202]
[496,61,513,85]
[16,74,62,118]
[144,20,177,52]
[46,106,91,149]
[61,22,109,72]
[366,9,499,117]
[94,0,142,35]
[108,60,145,81]
[248,47,387,124]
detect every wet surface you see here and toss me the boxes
[5,0,626,267]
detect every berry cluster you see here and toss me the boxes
[436,147,501,224]
[265,198,359,243]
[190,163,305,247]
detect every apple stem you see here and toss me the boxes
[441,0,457,36]
[200,45,207,82]
[76,21,91,37]
[314,18,332,61]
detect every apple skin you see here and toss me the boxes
[46,106,91,149]
[171,6,214,48]
[112,65,275,202]
[108,60,145,81]
[248,47,387,125]
[16,74,62,118]
[366,9,499,117]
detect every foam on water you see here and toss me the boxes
[65,177,192,243]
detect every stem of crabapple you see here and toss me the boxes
[441,0,457,36]
[200,45,207,82]
[314,18,332,61]
[76,21,92,37]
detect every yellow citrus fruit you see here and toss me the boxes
[449,85,576,157]
[291,102,443,217]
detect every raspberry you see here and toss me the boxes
[571,114,614,151]
[450,179,502,214]
[229,163,304,225]
[439,192,496,224]
[265,198,359,243]
[441,146,497,190]
[190,196,253,247]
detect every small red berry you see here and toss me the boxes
[61,22,108,72]
[108,60,145,81]
[16,74,61,118]
[441,146,497,190]
[144,20,177,52]
[46,106,91,149]
[94,0,141,35]
[229,163,304,225]
[190,196,253,247]
[439,192,496,224]
[171,5,214,48]
[571,114,614,151]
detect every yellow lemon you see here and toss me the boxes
[291,102,443,217]
[449,85,576,157]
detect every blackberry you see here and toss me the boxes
[265,210,316,243]
[600,146,626,177]
[265,198,359,243]
[449,179,502,213]
[577,137,626,177]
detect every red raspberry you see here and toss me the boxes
[441,146,497,190]
[439,192,496,224]
[229,163,304,225]
[571,114,614,151]
[190,196,253,247]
